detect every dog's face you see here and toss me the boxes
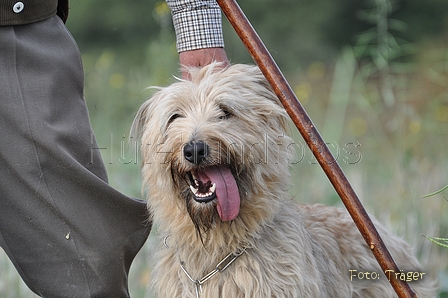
[133,63,295,242]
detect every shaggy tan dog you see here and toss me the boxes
[132,63,436,297]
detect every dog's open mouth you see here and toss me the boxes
[189,177,217,202]
[188,166,240,222]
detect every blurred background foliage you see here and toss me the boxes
[67,0,448,70]
[1,0,448,297]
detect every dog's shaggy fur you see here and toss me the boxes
[132,63,437,297]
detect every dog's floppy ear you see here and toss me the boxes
[226,64,283,106]
[249,66,290,132]
[130,95,157,144]
[251,67,284,107]
[130,86,166,142]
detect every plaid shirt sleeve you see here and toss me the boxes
[166,0,225,53]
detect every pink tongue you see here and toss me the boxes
[196,166,240,221]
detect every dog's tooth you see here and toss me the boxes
[210,183,216,193]
[189,185,198,194]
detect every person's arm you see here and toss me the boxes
[166,0,230,78]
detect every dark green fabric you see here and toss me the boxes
[0,0,58,25]
[0,16,150,297]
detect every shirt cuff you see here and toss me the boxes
[167,0,225,53]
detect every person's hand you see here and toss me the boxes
[179,47,230,80]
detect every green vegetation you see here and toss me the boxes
[1,0,447,297]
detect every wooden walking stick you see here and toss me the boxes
[216,0,416,297]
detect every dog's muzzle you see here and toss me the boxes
[183,141,240,221]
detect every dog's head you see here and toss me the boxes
[132,63,295,244]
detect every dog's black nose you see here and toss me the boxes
[183,141,208,165]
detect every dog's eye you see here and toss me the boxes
[168,114,181,125]
[219,108,232,120]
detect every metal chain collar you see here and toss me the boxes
[179,246,247,298]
